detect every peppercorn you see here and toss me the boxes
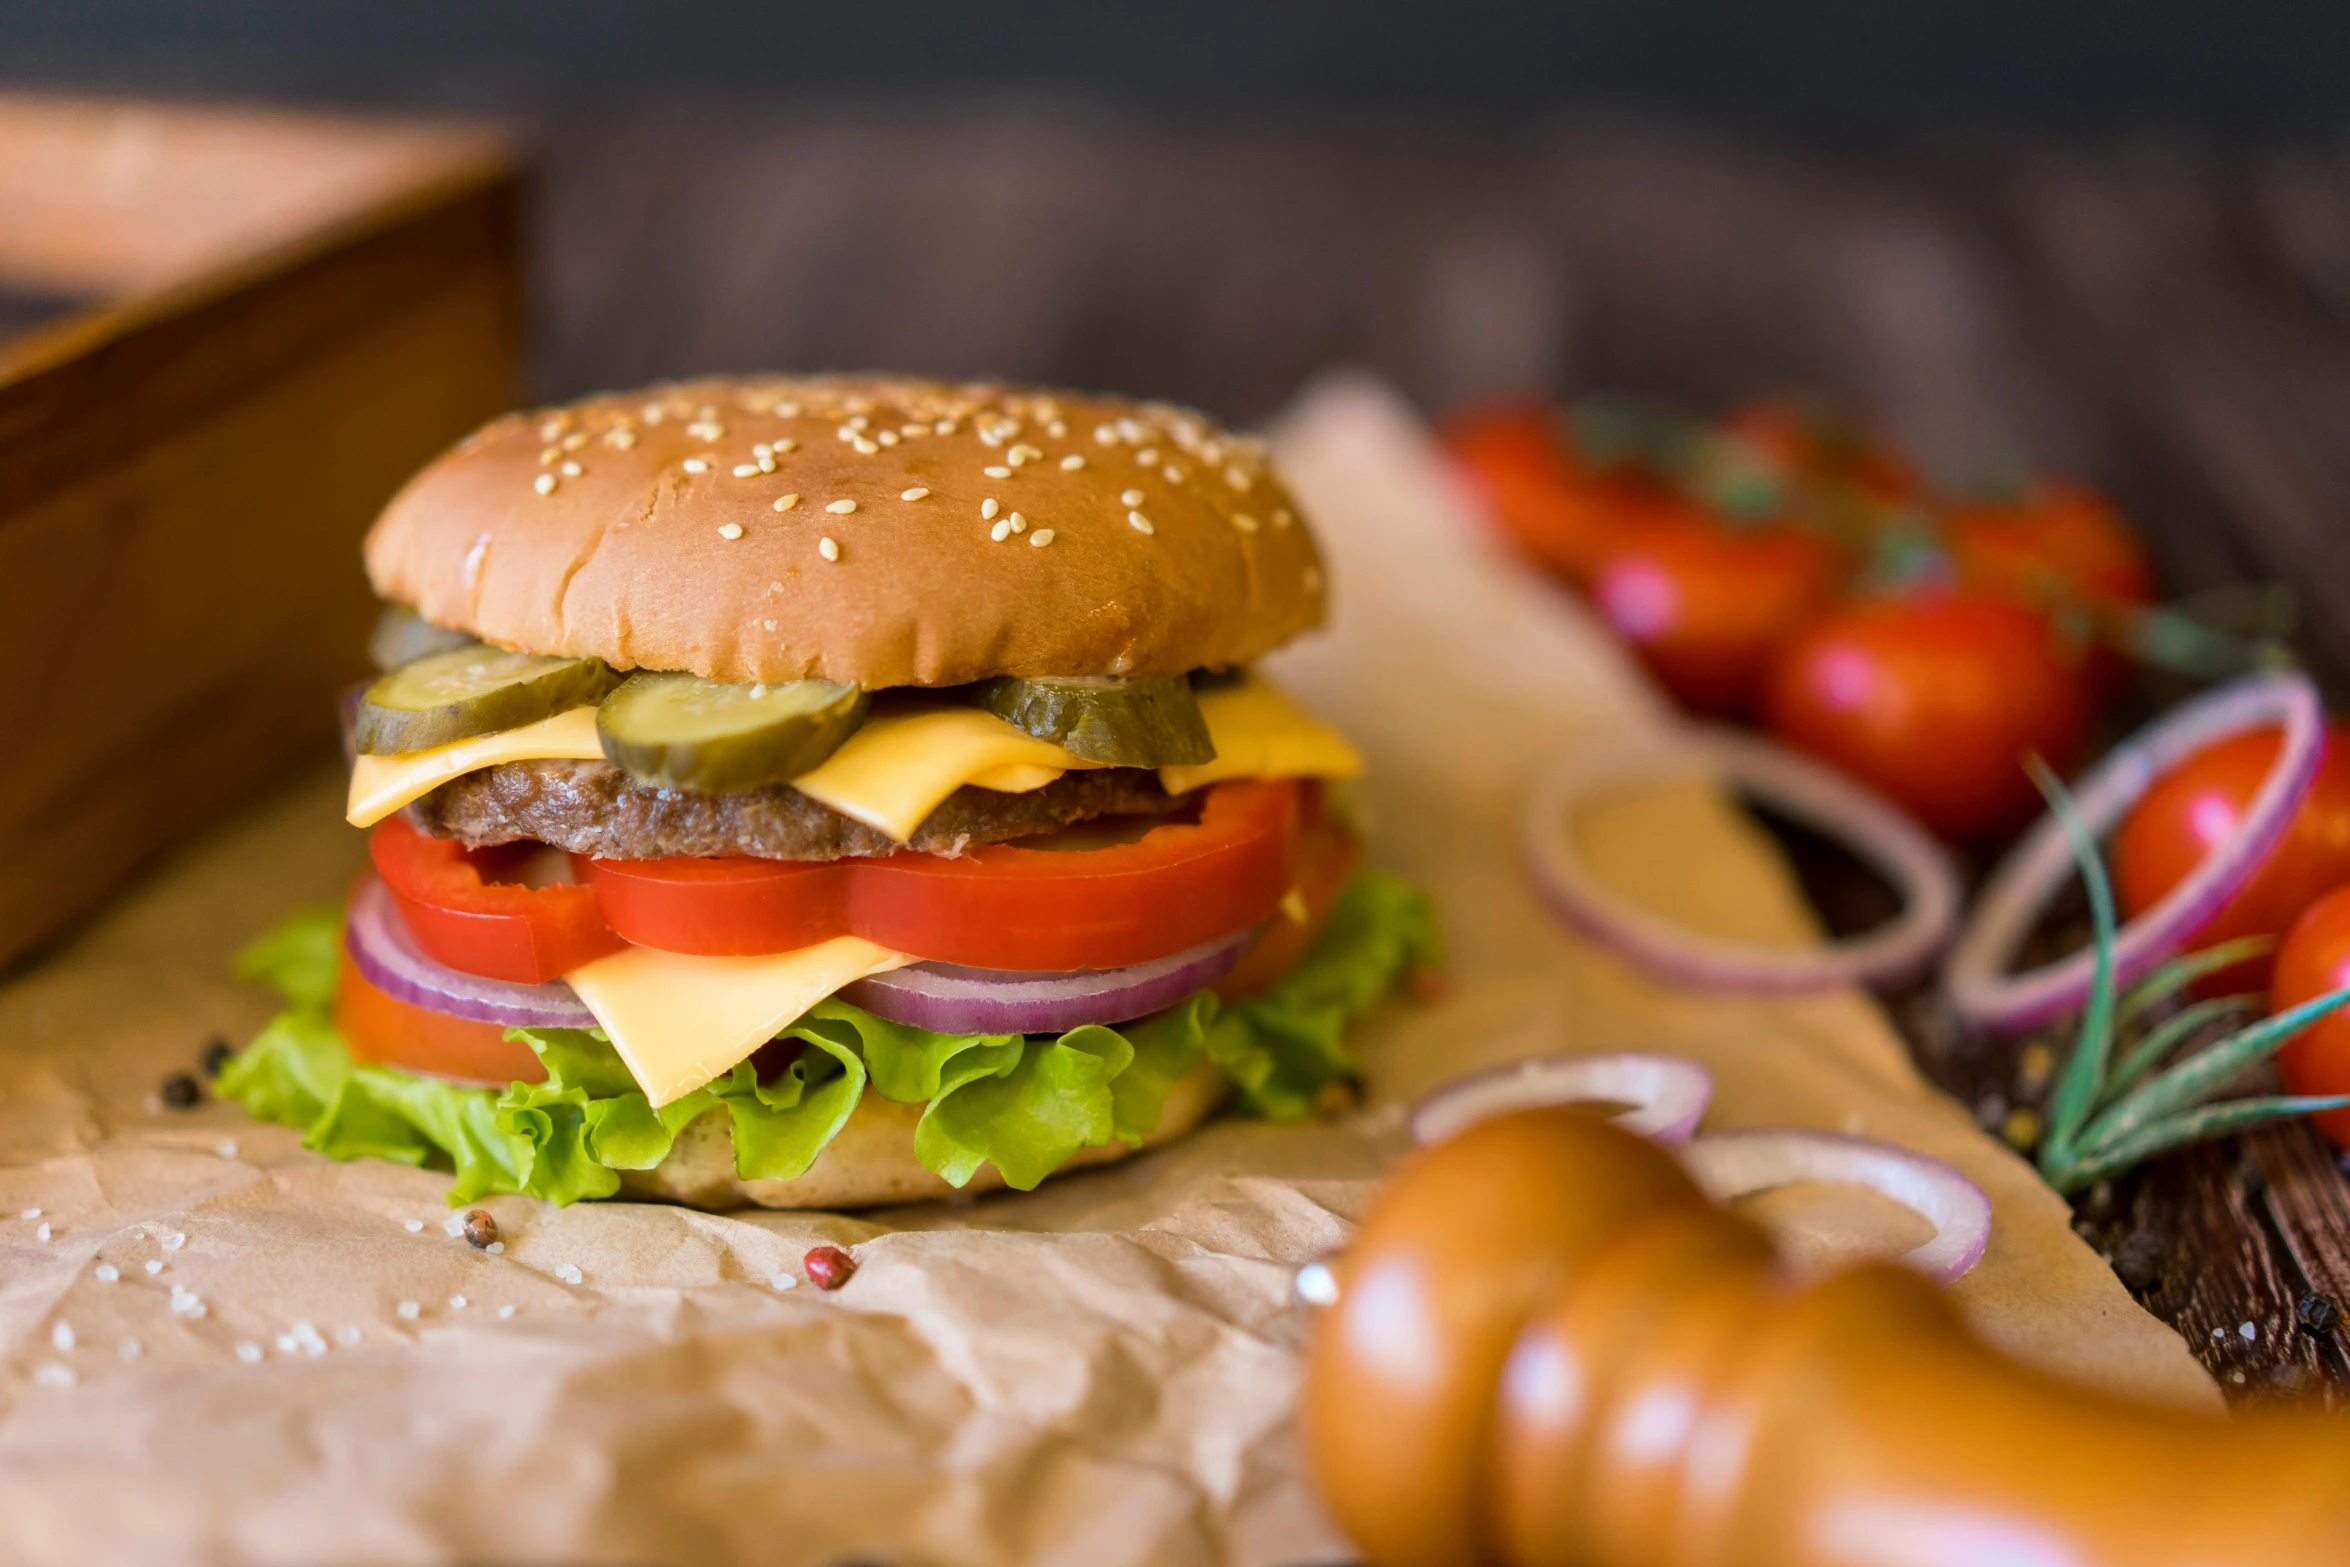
[159,1072,201,1109]
[199,1036,235,1079]
[2113,1230,2164,1293]
[462,1209,498,1249]
[2296,1291,2339,1335]
[804,1244,858,1291]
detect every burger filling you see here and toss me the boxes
[220,622,1436,1204]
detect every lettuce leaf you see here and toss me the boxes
[217,869,1436,1204]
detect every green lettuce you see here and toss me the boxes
[218,869,1437,1205]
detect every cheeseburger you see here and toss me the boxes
[223,376,1434,1209]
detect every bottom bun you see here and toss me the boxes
[618,1061,1230,1211]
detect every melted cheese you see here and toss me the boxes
[789,706,1099,840]
[564,937,911,1106]
[1161,674,1364,794]
[347,706,605,828]
[340,672,1361,841]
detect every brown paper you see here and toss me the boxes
[0,374,2210,1567]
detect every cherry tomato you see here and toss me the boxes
[334,950,547,1085]
[2114,724,2350,994]
[1719,397,1918,508]
[369,816,627,985]
[1441,401,1668,586]
[2268,884,2350,1148]
[581,780,1301,971]
[1592,509,1845,717]
[1943,480,2153,615]
[1763,592,2090,841]
[1214,787,1359,1002]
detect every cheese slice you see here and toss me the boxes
[564,936,912,1106]
[1161,674,1365,794]
[347,705,606,828]
[789,706,1100,840]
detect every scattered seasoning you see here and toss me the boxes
[1225,465,1251,490]
[462,1210,499,1250]
[901,487,930,501]
[775,438,799,454]
[826,499,857,514]
[981,498,1000,520]
[93,1264,119,1283]
[1232,512,1260,534]
[774,493,800,512]
[145,1260,164,1276]
[200,1037,234,1078]
[403,1219,425,1233]
[497,1304,517,1319]
[984,465,1012,480]
[336,1326,362,1346]
[990,520,1013,542]
[770,1271,799,1292]
[1007,512,1027,534]
[159,1073,201,1109]
[534,473,559,496]
[34,1363,75,1388]
[682,458,710,474]
[1060,455,1085,471]
[1162,463,1187,484]
[1128,512,1155,535]
[877,430,901,447]
[487,1241,505,1255]
[18,1207,38,1220]
[819,537,841,562]
[449,1295,469,1311]
[853,437,879,455]
[803,1245,857,1291]
[35,1222,51,1242]
[717,523,744,540]
[1120,489,1145,506]
[555,1262,584,1285]
[732,464,762,478]
[396,1300,421,1320]
[1028,529,1056,548]
[51,1321,75,1351]
[235,1343,264,1365]
[2240,1320,2258,1342]
[2299,1292,2339,1334]
[559,461,583,479]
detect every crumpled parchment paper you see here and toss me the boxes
[0,373,2212,1567]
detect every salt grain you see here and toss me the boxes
[216,1139,238,1160]
[403,1219,424,1233]
[119,1339,142,1361]
[163,1232,186,1251]
[94,1263,118,1282]
[19,1207,39,1220]
[396,1300,421,1320]
[556,1263,584,1285]
[35,1222,50,1241]
[336,1326,362,1346]
[774,493,800,511]
[144,1259,163,1276]
[770,1272,799,1291]
[235,1343,263,1365]
[449,1295,468,1310]
[51,1321,75,1351]
[33,1363,75,1388]
[497,1304,517,1319]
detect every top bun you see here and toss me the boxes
[363,375,1327,689]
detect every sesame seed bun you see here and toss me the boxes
[364,375,1327,689]
[617,1060,1227,1210]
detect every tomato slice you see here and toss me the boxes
[583,779,1302,971]
[369,815,627,985]
[334,949,548,1085]
[1215,787,1360,1002]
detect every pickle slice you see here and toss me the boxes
[355,644,620,754]
[368,603,475,671]
[971,673,1216,767]
[596,673,869,793]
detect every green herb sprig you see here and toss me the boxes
[2031,759,2350,1194]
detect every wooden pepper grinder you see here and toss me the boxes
[1302,1107,2350,1567]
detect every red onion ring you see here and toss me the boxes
[1522,726,1961,993]
[1408,1052,1715,1149]
[345,875,597,1031]
[1943,670,2324,1034]
[838,928,1251,1035]
[1679,1129,1992,1286]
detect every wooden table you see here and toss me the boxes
[66,96,2350,1399]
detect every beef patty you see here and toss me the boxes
[408,758,1188,861]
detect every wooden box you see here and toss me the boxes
[0,94,524,968]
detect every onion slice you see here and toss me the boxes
[346,875,597,1031]
[1680,1129,1992,1286]
[1522,726,1961,993]
[1944,670,2324,1034]
[1409,1052,1714,1148]
[838,928,1252,1036]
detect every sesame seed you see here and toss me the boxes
[878,430,900,448]
[235,1342,263,1364]
[853,438,879,455]
[774,493,800,511]
[1162,464,1186,484]
[1121,489,1146,506]
[563,431,589,451]
[94,1263,118,1282]
[607,428,637,450]
[557,461,583,479]
[1234,512,1260,534]
[981,498,1000,520]
[718,523,744,540]
[403,1219,424,1233]
[539,417,569,441]
[1029,529,1056,548]
[52,1321,75,1351]
[1128,511,1154,534]
[935,419,957,435]
[901,487,930,501]
[1008,512,1027,534]
[901,423,925,437]
[1274,508,1294,528]
[1048,421,1069,438]
[819,537,841,561]
[683,458,710,474]
[984,465,1011,479]
[990,520,1013,542]
[1225,466,1251,490]
[1136,449,1161,467]
[540,446,560,464]
[33,1363,75,1389]
[836,425,857,443]
[1304,565,1323,591]
[534,473,559,496]
[733,463,761,478]
[396,1300,421,1319]
[776,438,799,454]
[826,499,856,514]
[1060,454,1085,471]
[1094,425,1118,444]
